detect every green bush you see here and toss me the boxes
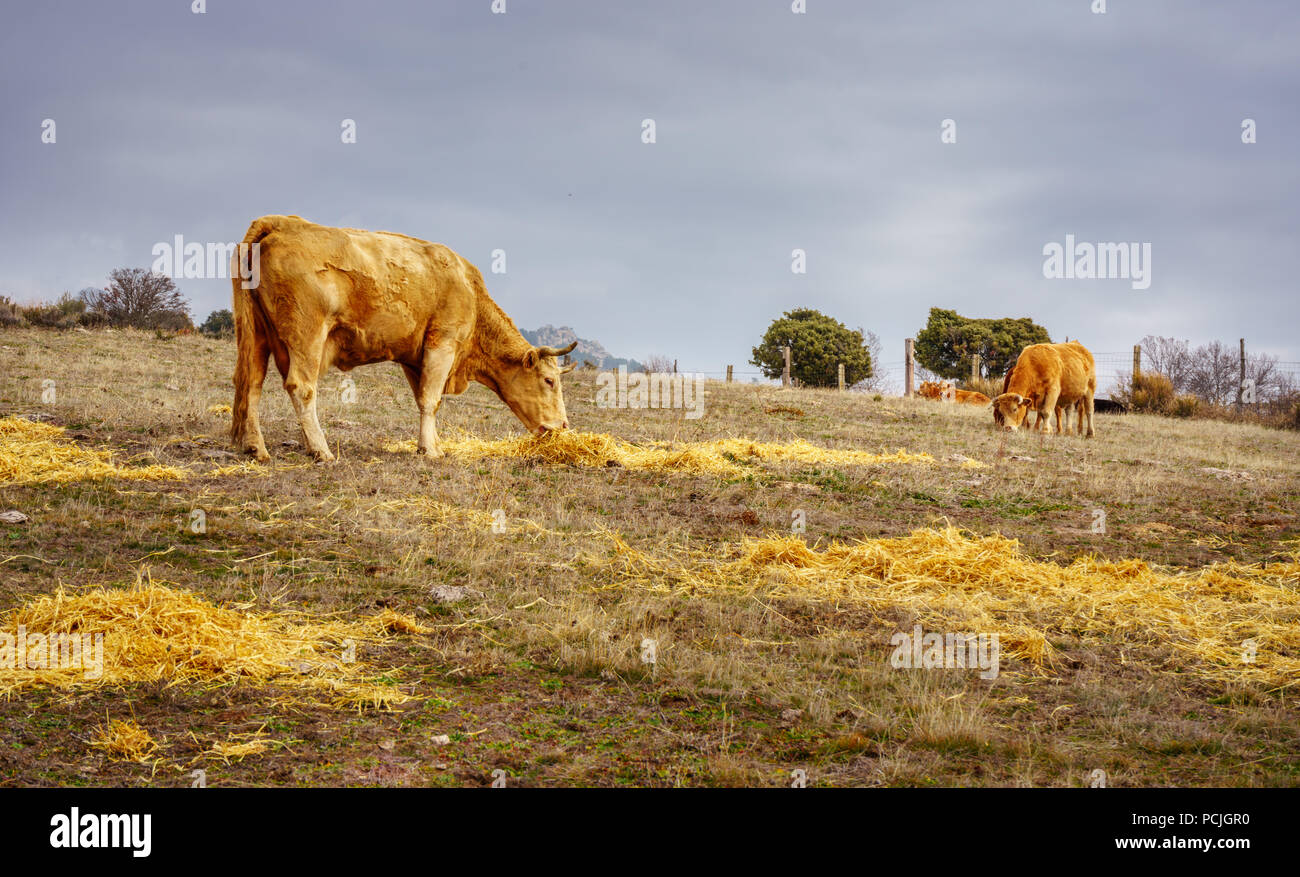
[914,307,1051,381]
[751,308,872,388]
[199,309,235,338]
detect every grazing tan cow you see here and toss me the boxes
[917,380,991,406]
[993,362,1081,430]
[993,366,1060,429]
[992,341,1096,436]
[230,215,576,462]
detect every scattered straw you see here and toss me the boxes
[207,404,232,414]
[596,526,1300,688]
[384,431,938,477]
[0,416,186,485]
[90,718,160,763]
[373,608,435,635]
[0,577,425,709]
[202,733,273,763]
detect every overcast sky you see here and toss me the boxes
[2,0,1296,380]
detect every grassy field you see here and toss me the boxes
[1,326,1297,787]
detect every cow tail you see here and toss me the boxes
[230,219,277,444]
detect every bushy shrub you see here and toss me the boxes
[20,292,88,329]
[962,375,1002,400]
[1119,372,1176,414]
[1171,394,1199,418]
[0,296,24,327]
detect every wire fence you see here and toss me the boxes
[669,351,1300,399]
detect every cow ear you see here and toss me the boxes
[522,348,539,370]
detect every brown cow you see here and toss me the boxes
[230,215,576,462]
[993,366,1065,429]
[917,380,990,406]
[992,341,1096,436]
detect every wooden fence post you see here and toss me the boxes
[838,363,845,391]
[1132,345,1141,394]
[1238,338,1246,411]
[905,339,915,397]
[725,364,733,383]
[782,346,791,388]
[971,353,980,385]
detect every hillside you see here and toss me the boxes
[0,326,1297,787]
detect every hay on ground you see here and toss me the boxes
[597,526,1300,688]
[0,578,425,709]
[384,430,941,477]
[89,718,159,763]
[0,416,186,485]
[202,732,273,763]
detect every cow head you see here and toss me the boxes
[992,392,1033,430]
[917,381,943,400]
[498,341,577,434]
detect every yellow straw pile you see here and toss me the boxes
[385,430,938,477]
[89,718,160,763]
[0,416,186,485]
[0,580,428,709]
[598,526,1300,688]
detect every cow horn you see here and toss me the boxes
[559,362,577,374]
[537,341,578,358]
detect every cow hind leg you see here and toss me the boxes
[282,335,334,462]
[235,342,272,462]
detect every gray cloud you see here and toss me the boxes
[2,0,1296,381]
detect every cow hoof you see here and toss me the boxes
[417,446,445,459]
[243,446,271,463]
[312,451,336,464]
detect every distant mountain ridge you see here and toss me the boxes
[520,324,644,372]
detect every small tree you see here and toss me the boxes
[200,309,235,337]
[81,268,190,329]
[914,308,1050,380]
[751,308,872,388]
[642,354,674,374]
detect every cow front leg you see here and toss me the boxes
[1039,389,1060,434]
[414,344,457,457]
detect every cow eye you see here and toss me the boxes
[545,377,555,387]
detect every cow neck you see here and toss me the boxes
[467,292,530,396]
